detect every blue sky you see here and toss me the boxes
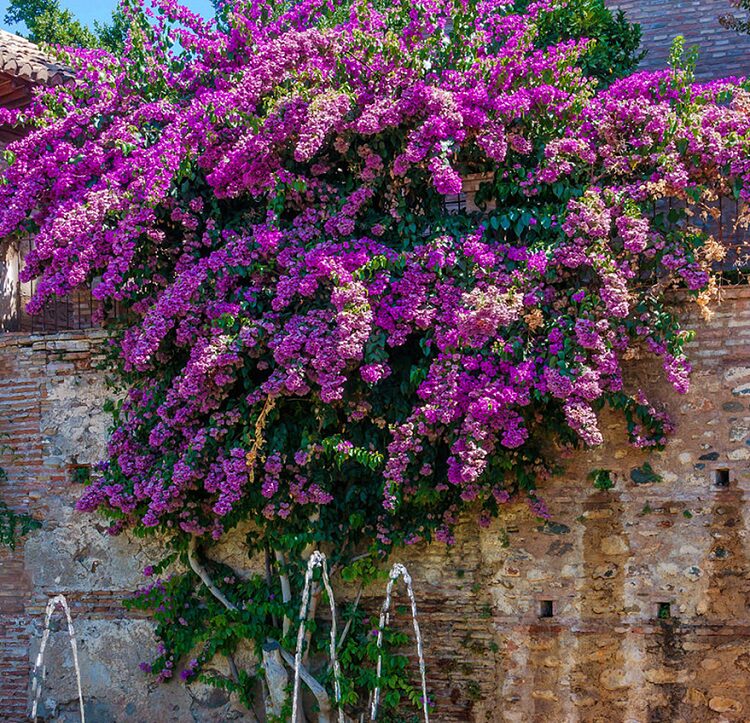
[0,0,215,33]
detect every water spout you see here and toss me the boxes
[291,550,343,723]
[30,594,85,723]
[370,563,429,722]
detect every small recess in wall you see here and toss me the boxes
[713,468,730,488]
[539,600,554,618]
[657,602,671,620]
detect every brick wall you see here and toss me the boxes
[607,0,750,79]
[455,286,750,721]
[0,288,748,721]
[397,287,750,721]
[0,332,195,722]
[0,331,109,721]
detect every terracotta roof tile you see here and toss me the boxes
[0,28,75,85]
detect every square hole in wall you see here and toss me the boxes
[713,469,730,488]
[539,600,554,618]
[657,602,671,620]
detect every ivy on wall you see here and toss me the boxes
[0,436,40,550]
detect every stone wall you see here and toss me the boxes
[607,0,750,80]
[0,332,246,721]
[0,289,749,721]
[398,286,750,722]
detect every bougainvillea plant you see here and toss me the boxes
[2,0,749,718]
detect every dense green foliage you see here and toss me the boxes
[516,0,644,84]
[3,0,125,52]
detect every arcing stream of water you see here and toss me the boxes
[290,554,429,722]
[292,550,344,723]
[370,563,430,722]
[30,594,85,723]
[28,561,428,723]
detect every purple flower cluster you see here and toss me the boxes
[0,0,746,544]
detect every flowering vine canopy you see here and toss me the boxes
[2,0,749,714]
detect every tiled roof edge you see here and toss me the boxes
[0,28,75,85]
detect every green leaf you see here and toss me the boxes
[630,462,663,485]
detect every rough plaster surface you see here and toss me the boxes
[29,619,249,722]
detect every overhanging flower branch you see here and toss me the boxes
[2,0,750,717]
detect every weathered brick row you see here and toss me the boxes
[607,0,750,80]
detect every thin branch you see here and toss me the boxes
[245,395,276,478]
[187,537,238,612]
[249,693,265,723]
[227,653,240,684]
[275,549,293,637]
[336,585,363,652]
[265,542,280,629]
[302,583,321,667]
[244,395,290,637]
